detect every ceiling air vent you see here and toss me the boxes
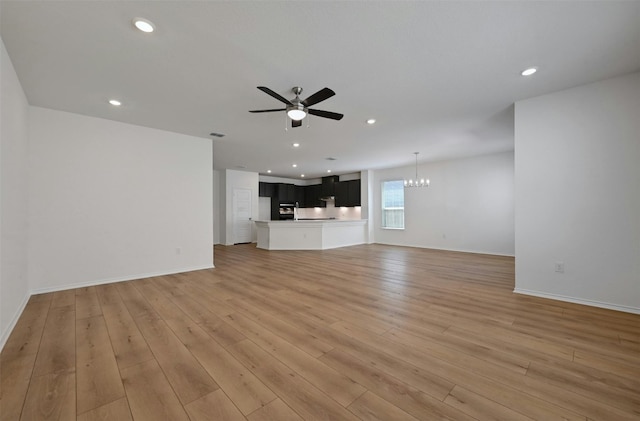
[325,157,337,161]
[209,132,225,138]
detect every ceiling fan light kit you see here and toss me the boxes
[287,107,306,121]
[286,86,306,121]
[250,86,343,128]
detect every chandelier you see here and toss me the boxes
[404,152,430,188]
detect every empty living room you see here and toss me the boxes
[1,1,638,420]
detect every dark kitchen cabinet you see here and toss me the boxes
[259,182,266,197]
[304,184,325,208]
[321,175,339,197]
[348,179,361,206]
[334,181,349,207]
[259,182,275,198]
[277,183,295,203]
[334,180,361,207]
[295,185,305,208]
[271,198,280,221]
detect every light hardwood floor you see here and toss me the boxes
[1,244,639,420]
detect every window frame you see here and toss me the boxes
[381,179,405,230]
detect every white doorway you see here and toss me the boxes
[233,188,253,244]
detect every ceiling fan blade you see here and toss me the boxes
[308,109,344,120]
[249,108,286,113]
[292,119,302,128]
[257,86,293,105]
[301,87,335,107]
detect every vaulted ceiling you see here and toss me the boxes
[2,1,639,178]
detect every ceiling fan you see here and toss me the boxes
[249,86,344,127]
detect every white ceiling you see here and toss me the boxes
[2,1,639,179]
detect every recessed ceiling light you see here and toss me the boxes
[133,18,155,33]
[367,119,376,125]
[301,174,305,178]
[267,170,272,173]
[292,143,300,148]
[108,99,121,106]
[521,67,538,76]
[327,170,332,173]
[292,164,297,168]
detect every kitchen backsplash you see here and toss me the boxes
[296,198,361,220]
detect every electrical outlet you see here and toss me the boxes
[554,262,564,273]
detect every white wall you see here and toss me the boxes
[213,169,221,245]
[361,170,375,243]
[373,152,515,256]
[515,72,640,313]
[218,169,227,244]
[222,169,259,245]
[28,107,214,292]
[1,38,30,348]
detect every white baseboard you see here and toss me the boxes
[0,292,31,351]
[30,265,215,295]
[374,241,515,257]
[1,264,215,352]
[513,288,640,315]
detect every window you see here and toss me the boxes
[381,180,404,229]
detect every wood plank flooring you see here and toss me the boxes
[2,243,639,420]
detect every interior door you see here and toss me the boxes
[233,188,253,244]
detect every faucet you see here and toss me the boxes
[294,202,299,221]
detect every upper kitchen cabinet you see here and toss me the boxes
[348,179,361,206]
[304,184,325,208]
[277,183,296,203]
[259,176,359,208]
[335,179,361,207]
[321,175,339,197]
[334,181,349,206]
[259,182,275,198]
[295,185,305,208]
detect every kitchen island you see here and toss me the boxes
[254,219,368,250]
